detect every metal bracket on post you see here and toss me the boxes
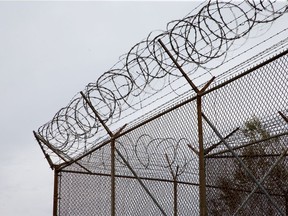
[33,132,70,163]
[34,131,93,174]
[80,91,113,137]
[33,131,54,170]
[188,125,239,157]
[199,77,216,94]
[202,112,285,216]
[158,39,199,93]
[204,127,239,156]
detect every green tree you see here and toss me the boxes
[208,117,288,215]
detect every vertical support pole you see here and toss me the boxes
[173,172,178,216]
[111,139,116,216]
[53,169,59,216]
[158,39,213,216]
[165,154,178,216]
[81,91,124,216]
[197,96,206,216]
[197,81,215,216]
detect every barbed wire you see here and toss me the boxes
[37,0,288,160]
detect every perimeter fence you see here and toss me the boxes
[33,1,288,215]
[50,49,288,216]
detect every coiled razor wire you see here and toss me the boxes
[37,0,288,159]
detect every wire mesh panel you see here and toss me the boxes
[54,51,288,215]
[115,178,166,215]
[202,53,288,215]
[115,100,199,182]
[201,53,288,145]
[58,172,111,216]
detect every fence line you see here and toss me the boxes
[34,1,288,215]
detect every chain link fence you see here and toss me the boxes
[32,1,288,214]
[51,50,288,215]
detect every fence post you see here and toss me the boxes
[165,154,179,216]
[111,139,116,216]
[197,95,207,215]
[158,39,216,216]
[81,75,176,215]
[53,168,59,216]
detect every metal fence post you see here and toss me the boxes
[53,169,59,216]
[158,39,215,216]
[111,139,116,216]
[165,154,179,216]
[197,95,207,215]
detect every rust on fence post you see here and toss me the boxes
[33,131,54,170]
[158,39,199,93]
[80,91,113,137]
[111,139,116,216]
[53,168,59,216]
[197,95,207,215]
[173,178,178,216]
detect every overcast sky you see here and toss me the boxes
[0,1,200,215]
[1,1,287,216]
